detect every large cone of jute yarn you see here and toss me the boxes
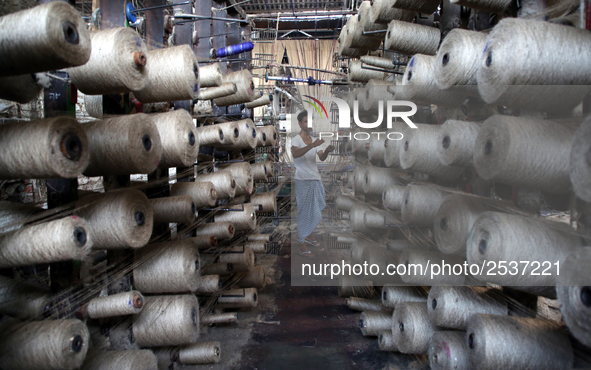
[473,115,576,194]
[82,113,162,176]
[81,350,158,370]
[427,286,507,330]
[433,193,517,255]
[338,26,367,58]
[346,15,383,51]
[134,45,199,103]
[465,314,573,370]
[196,171,236,199]
[429,331,470,370]
[170,181,217,209]
[385,21,440,56]
[399,124,464,180]
[197,83,236,100]
[570,118,591,202]
[0,74,43,103]
[359,311,392,336]
[216,119,257,150]
[68,27,149,95]
[369,0,416,24]
[214,203,257,230]
[195,121,238,147]
[0,117,89,180]
[151,109,198,168]
[219,162,253,195]
[0,2,91,76]
[437,119,480,167]
[213,70,256,106]
[382,184,407,211]
[392,302,436,354]
[198,63,223,87]
[381,285,427,309]
[358,1,387,34]
[401,184,449,227]
[477,18,591,114]
[75,189,153,249]
[362,166,399,195]
[466,211,584,287]
[149,195,196,225]
[363,79,395,112]
[556,247,591,348]
[0,319,90,369]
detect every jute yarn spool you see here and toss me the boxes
[82,114,162,176]
[338,33,366,58]
[427,286,507,330]
[199,63,223,87]
[353,166,366,193]
[466,314,573,370]
[400,249,466,285]
[219,162,253,195]
[467,211,584,287]
[81,350,157,370]
[358,1,387,34]
[434,194,518,255]
[349,204,372,232]
[149,195,196,224]
[132,294,199,347]
[247,234,273,242]
[346,297,383,312]
[361,56,395,70]
[217,287,258,308]
[0,319,89,370]
[75,189,153,249]
[255,129,268,148]
[378,332,398,351]
[0,275,51,319]
[384,21,440,56]
[362,166,399,195]
[195,122,237,146]
[398,54,467,108]
[429,331,470,370]
[437,120,480,167]
[196,171,236,199]
[346,15,383,51]
[259,125,277,146]
[335,195,359,212]
[0,74,43,103]
[400,124,464,180]
[151,110,198,168]
[337,276,375,298]
[435,29,487,92]
[134,240,200,293]
[0,200,42,233]
[244,241,267,254]
[84,94,103,118]
[197,83,237,100]
[473,115,576,194]
[369,0,416,24]
[401,184,448,227]
[383,123,409,168]
[170,181,217,209]
[349,60,389,83]
[237,265,267,288]
[218,246,255,270]
[190,235,218,250]
[194,221,235,240]
[201,312,237,325]
[0,216,91,268]
[68,27,149,95]
[477,18,591,114]
[195,275,221,294]
[338,235,358,244]
[556,247,591,348]
[362,79,395,112]
[251,192,277,213]
[251,162,268,180]
[359,311,392,336]
[391,0,440,13]
[245,94,272,109]
[0,117,89,179]
[368,135,387,163]
[201,262,234,275]
[363,210,389,229]
[216,119,257,150]
[382,184,407,211]
[179,342,221,365]
[381,285,427,309]
[86,291,144,319]
[213,70,256,106]
[570,119,591,202]
[392,302,436,354]
[134,45,199,103]
[450,0,512,12]
[0,2,91,76]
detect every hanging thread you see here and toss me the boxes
[0,2,91,76]
[213,69,256,106]
[171,181,217,209]
[393,302,435,354]
[0,275,51,319]
[570,119,591,202]
[0,73,43,103]
[68,27,149,95]
[0,216,91,268]
[429,331,470,370]
[150,195,196,224]
[81,350,157,370]
[132,294,199,347]
[385,21,440,56]
[82,114,162,176]
[179,342,221,365]
[151,109,199,168]
[198,63,223,87]
[359,311,392,336]
[134,45,199,103]
[401,184,448,227]
[217,288,258,308]
[0,117,89,180]
[437,120,480,167]
[194,221,235,240]
[75,189,153,249]
[86,291,144,319]
[473,115,576,194]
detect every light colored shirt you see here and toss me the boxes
[292,134,321,181]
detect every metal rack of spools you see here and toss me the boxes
[0,1,282,369]
[328,0,591,368]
